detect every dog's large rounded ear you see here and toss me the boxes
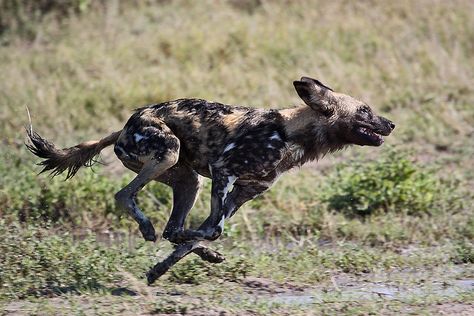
[293,77,335,114]
[300,77,334,92]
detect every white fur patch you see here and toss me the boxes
[134,133,148,143]
[208,164,213,176]
[223,143,235,153]
[217,215,225,230]
[290,144,305,161]
[269,131,281,141]
[221,175,237,205]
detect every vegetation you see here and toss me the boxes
[0,0,473,314]
[0,223,119,299]
[321,148,459,216]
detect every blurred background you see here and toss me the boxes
[0,0,473,314]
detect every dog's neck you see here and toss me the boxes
[279,105,347,165]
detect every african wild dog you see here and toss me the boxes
[26,77,394,245]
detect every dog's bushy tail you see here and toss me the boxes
[26,128,122,179]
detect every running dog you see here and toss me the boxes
[26,77,395,245]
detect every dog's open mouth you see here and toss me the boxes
[355,126,384,146]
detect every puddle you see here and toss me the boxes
[262,279,474,306]
[269,294,315,305]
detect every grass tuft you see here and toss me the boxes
[321,148,447,216]
[0,223,119,299]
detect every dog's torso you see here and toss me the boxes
[114,99,303,186]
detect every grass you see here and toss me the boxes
[1,146,470,247]
[1,1,473,143]
[320,147,456,216]
[1,225,472,314]
[0,0,473,314]
[0,223,119,300]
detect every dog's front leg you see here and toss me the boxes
[198,180,270,240]
[222,182,271,218]
[196,173,237,241]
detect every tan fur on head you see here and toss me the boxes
[332,93,363,117]
[292,76,395,149]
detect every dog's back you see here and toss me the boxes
[115,99,288,178]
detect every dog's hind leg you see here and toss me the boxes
[115,157,178,242]
[155,165,203,243]
[155,166,225,263]
[114,121,180,242]
[158,166,225,247]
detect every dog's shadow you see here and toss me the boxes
[111,287,138,296]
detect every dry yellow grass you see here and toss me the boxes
[1,0,473,148]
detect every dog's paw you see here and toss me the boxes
[203,226,222,241]
[193,247,226,263]
[139,221,157,242]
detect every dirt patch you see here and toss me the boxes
[432,303,474,316]
[3,257,473,315]
[240,276,306,294]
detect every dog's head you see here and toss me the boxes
[293,77,395,146]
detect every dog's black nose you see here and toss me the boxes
[389,122,395,130]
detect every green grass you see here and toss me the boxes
[321,148,456,216]
[1,146,470,247]
[451,240,474,264]
[1,224,472,314]
[0,223,119,299]
[0,0,473,314]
